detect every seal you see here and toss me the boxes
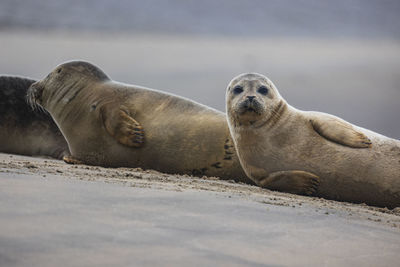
[27,60,252,183]
[0,75,69,159]
[226,73,400,208]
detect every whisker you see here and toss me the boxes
[265,100,287,129]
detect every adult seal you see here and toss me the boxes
[28,60,252,182]
[0,75,69,159]
[226,73,400,208]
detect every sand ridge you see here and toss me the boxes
[1,152,399,229]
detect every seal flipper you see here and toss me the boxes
[310,113,372,148]
[63,155,84,165]
[258,170,320,196]
[101,105,145,148]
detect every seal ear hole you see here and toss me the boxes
[257,86,269,95]
[57,68,62,74]
[233,86,243,95]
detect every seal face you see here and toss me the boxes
[27,61,250,183]
[227,73,286,129]
[28,61,110,113]
[0,75,69,159]
[226,73,400,208]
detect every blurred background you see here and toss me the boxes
[0,0,399,138]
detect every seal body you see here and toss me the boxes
[226,73,400,208]
[28,61,249,182]
[0,75,69,159]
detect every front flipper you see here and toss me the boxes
[101,105,144,147]
[63,155,84,165]
[258,170,320,196]
[310,113,371,148]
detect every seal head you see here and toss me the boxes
[226,73,285,129]
[28,61,109,113]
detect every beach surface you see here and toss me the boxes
[1,152,399,266]
[1,2,400,266]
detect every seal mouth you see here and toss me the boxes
[237,100,263,116]
[245,107,256,113]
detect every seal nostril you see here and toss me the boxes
[29,82,44,100]
[30,82,41,92]
[247,96,255,102]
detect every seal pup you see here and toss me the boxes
[28,60,252,183]
[226,73,400,208]
[0,75,69,159]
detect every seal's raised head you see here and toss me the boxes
[226,73,285,128]
[28,61,109,110]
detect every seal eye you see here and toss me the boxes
[257,86,268,95]
[57,68,62,74]
[233,86,243,95]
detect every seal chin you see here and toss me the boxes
[234,106,264,127]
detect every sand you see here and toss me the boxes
[1,152,399,266]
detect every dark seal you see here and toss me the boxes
[0,75,69,159]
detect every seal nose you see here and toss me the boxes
[29,82,43,99]
[247,96,255,102]
[30,81,39,92]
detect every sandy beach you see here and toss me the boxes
[1,152,400,266]
[1,31,400,266]
[1,1,400,266]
